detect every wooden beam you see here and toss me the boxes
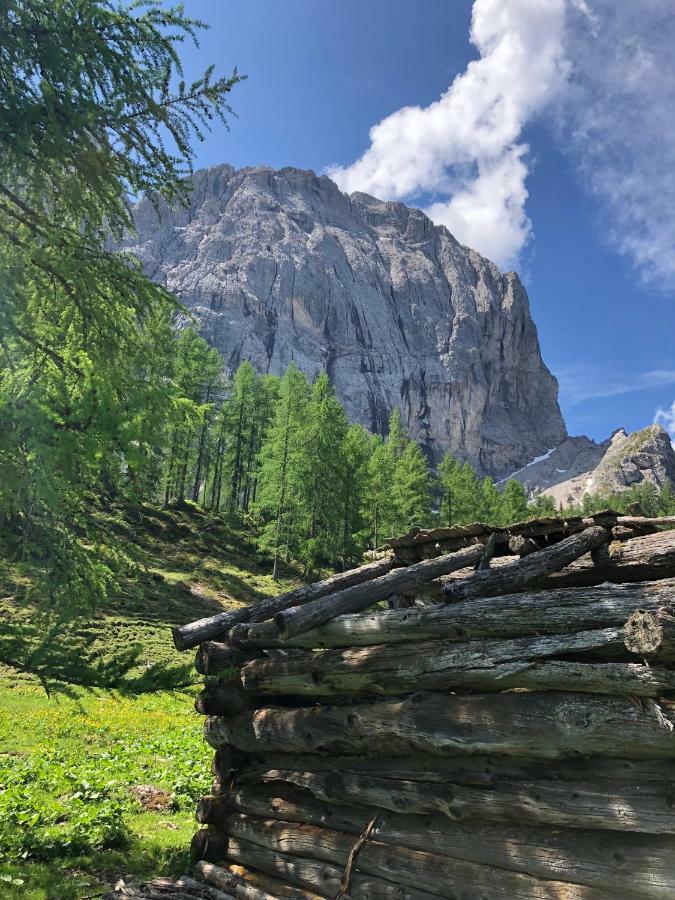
[173,556,395,651]
[204,690,675,759]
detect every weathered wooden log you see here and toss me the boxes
[191,827,230,864]
[224,863,323,900]
[508,534,540,556]
[204,691,675,759]
[195,643,262,676]
[623,607,675,663]
[259,545,487,643]
[225,834,441,900]
[196,682,254,717]
[543,530,675,588]
[239,752,675,788]
[440,526,610,603]
[224,813,618,899]
[235,579,675,650]
[240,628,675,698]
[193,861,285,900]
[211,747,251,778]
[173,556,395,650]
[198,794,235,826]
[616,516,675,528]
[242,767,675,835]
[175,876,236,900]
[224,783,675,898]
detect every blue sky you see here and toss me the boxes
[175,0,675,443]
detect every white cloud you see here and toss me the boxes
[655,400,675,440]
[328,0,569,269]
[556,365,675,407]
[557,1,675,289]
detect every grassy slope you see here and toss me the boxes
[0,503,300,899]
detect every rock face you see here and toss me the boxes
[123,164,566,476]
[506,425,675,505]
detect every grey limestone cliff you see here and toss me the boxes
[123,163,566,476]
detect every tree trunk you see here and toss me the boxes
[173,556,395,651]
[623,607,675,662]
[223,813,619,900]
[234,579,675,650]
[221,783,675,898]
[204,690,675,759]
[440,526,610,603]
[269,545,489,642]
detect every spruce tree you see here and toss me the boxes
[501,479,529,524]
[392,442,433,531]
[255,365,310,578]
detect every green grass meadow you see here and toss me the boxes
[0,504,298,898]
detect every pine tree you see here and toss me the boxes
[480,477,502,524]
[255,365,310,578]
[392,442,432,531]
[298,373,349,573]
[364,436,398,547]
[340,425,373,563]
[501,479,529,524]
[438,452,459,525]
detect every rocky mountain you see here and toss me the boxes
[121,163,674,496]
[123,163,566,477]
[504,425,675,505]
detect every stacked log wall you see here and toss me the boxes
[179,518,675,900]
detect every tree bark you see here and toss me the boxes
[204,691,675,759]
[234,579,675,650]
[222,783,675,898]
[623,607,675,662]
[542,530,675,589]
[223,813,619,900]
[239,767,675,835]
[224,834,441,900]
[440,526,610,603]
[270,545,489,642]
[173,556,394,651]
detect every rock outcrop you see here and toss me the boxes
[122,164,566,476]
[505,425,675,505]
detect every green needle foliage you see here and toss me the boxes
[0,0,243,610]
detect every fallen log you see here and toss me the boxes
[234,579,675,650]
[224,813,619,899]
[440,526,610,604]
[240,628,675,698]
[173,556,395,651]
[623,607,675,663]
[256,545,490,643]
[204,690,675,759]
[242,768,675,835]
[224,834,441,900]
[224,783,675,898]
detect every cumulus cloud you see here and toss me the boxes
[655,401,675,441]
[328,0,569,269]
[558,1,675,289]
